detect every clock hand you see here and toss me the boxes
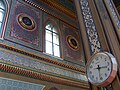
[93,65,101,80]
[96,65,101,79]
[94,65,108,69]
[94,65,101,70]
[98,68,101,79]
[100,66,107,68]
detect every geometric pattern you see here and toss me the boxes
[80,0,102,54]
[63,25,83,63]
[10,1,40,46]
[0,63,89,88]
[0,49,88,82]
[0,77,45,90]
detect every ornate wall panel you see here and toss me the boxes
[5,0,42,51]
[61,22,85,65]
[23,0,78,28]
[42,13,86,67]
[0,0,88,69]
[0,0,89,89]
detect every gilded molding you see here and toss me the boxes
[23,0,77,20]
[0,43,85,73]
[38,0,76,19]
[17,13,36,30]
[67,35,79,50]
[0,63,89,88]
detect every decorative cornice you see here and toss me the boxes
[0,48,88,82]
[39,0,76,19]
[23,0,77,20]
[0,43,86,73]
[0,63,89,88]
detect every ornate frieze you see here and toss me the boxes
[0,48,88,82]
[0,43,85,73]
[80,0,102,54]
[30,0,76,19]
[0,63,89,88]
[106,0,120,29]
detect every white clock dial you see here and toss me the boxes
[86,52,117,86]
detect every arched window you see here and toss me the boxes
[45,22,60,57]
[0,0,5,35]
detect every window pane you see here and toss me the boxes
[0,23,2,33]
[54,44,60,57]
[45,23,60,57]
[46,30,52,42]
[45,24,53,31]
[46,41,53,55]
[0,10,4,22]
[0,1,5,9]
[53,27,57,33]
[53,33,59,45]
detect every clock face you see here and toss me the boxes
[86,52,117,86]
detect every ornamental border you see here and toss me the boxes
[0,43,85,73]
[80,0,102,54]
[0,48,88,82]
[0,63,89,88]
[22,0,77,28]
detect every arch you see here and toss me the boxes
[44,19,61,57]
[0,0,9,38]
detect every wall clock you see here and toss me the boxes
[86,52,117,86]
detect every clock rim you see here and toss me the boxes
[86,52,117,87]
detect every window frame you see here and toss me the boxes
[0,0,8,38]
[44,19,61,58]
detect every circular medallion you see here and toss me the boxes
[18,14,36,31]
[67,35,79,50]
[22,17,32,26]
